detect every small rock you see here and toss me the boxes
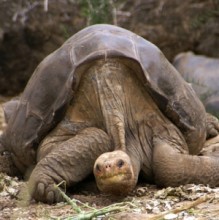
[164,213,178,220]
[152,206,160,214]
[183,216,196,220]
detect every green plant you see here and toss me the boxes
[54,182,137,220]
[78,0,114,25]
[191,7,219,29]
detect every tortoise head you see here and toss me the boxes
[93,150,138,195]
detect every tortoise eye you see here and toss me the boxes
[117,159,125,168]
[95,164,101,172]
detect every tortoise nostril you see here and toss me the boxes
[117,159,125,168]
[105,164,111,169]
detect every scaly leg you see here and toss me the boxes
[153,135,219,187]
[28,127,112,204]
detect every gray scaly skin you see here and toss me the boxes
[29,127,112,204]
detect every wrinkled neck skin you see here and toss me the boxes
[126,142,143,187]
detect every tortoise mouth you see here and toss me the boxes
[96,172,135,195]
[97,171,133,181]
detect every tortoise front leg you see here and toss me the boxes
[152,136,219,188]
[28,127,112,204]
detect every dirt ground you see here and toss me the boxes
[0,102,219,220]
[0,175,219,220]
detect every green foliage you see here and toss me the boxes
[55,183,137,219]
[78,0,113,25]
[191,7,219,29]
[60,24,72,40]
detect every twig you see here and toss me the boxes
[55,183,82,214]
[55,184,136,220]
[12,2,39,23]
[69,206,127,220]
[147,195,213,220]
[44,0,48,12]
[109,0,117,25]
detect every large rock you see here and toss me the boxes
[173,52,219,117]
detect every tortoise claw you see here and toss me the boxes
[28,168,64,204]
[37,182,45,198]
[30,180,63,204]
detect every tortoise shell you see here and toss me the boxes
[1,24,206,171]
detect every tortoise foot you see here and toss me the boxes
[36,182,63,204]
[28,169,63,204]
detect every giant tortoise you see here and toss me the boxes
[1,24,219,204]
[173,52,219,117]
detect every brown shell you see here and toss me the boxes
[1,24,206,171]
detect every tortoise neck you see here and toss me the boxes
[126,136,144,182]
[88,59,129,151]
